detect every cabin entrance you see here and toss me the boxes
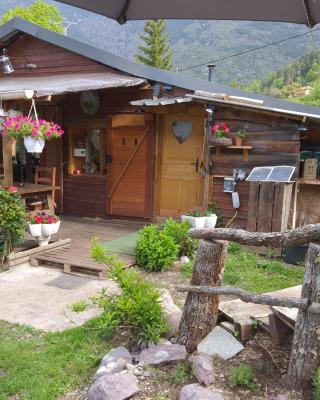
[158,113,204,217]
[107,114,154,219]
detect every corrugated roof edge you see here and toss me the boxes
[1,17,320,119]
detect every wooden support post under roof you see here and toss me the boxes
[2,135,13,187]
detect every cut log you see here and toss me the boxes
[189,224,320,248]
[177,239,228,352]
[287,242,320,389]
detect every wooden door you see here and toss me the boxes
[159,113,204,217]
[107,115,153,218]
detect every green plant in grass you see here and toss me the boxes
[135,224,179,271]
[228,365,256,389]
[180,259,194,278]
[162,218,199,258]
[314,367,320,400]
[0,188,26,266]
[170,361,191,385]
[71,299,88,313]
[91,240,167,344]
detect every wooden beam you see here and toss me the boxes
[2,136,13,187]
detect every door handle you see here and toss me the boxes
[190,158,199,172]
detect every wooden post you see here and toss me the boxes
[177,239,228,352]
[2,135,13,187]
[287,242,320,389]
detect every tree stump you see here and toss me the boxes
[287,242,320,389]
[177,239,228,352]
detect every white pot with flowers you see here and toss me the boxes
[26,212,60,247]
[182,207,217,229]
[2,100,64,153]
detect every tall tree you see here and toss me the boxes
[135,19,173,70]
[0,0,63,33]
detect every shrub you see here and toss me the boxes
[180,260,194,278]
[91,240,167,344]
[208,202,222,227]
[314,367,320,400]
[162,218,199,258]
[228,365,256,389]
[0,188,26,266]
[135,224,179,271]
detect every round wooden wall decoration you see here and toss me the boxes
[80,90,100,115]
[171,120,193,143]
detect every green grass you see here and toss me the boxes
[181,242,304,293]
[0,319,109,400]
[228,364,256,390]
[314,367,320,400]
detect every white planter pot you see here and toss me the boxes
[41,221,60,237]
[27,223,42,237]
[24,137,45,153]
[181,215,192,226]
[204,214,218,229]
[189,216,205,229]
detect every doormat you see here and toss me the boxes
[46,273,93,290]
[102,231,138,256]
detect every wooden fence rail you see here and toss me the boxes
[176,224,320,391]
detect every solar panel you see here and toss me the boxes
[246,166,295,183]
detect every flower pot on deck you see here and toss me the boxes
[24,137,45,153]
[41,221,60,237]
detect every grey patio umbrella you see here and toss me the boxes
[56,0,320,26]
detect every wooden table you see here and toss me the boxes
[16,183,60,214]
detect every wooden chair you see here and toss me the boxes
[26,167,57,211]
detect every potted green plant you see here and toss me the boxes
[210,122,232,147]
[2,115,63,153]
[235,130,247,146]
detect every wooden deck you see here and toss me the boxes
[28,217,145,277]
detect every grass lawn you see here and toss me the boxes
[181,242,304,293]
[0,319,109,400]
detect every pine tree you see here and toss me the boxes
[135,20,173,70]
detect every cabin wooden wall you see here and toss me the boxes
[211,106,300,228]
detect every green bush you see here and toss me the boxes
[314,367,320,400]
[162,218,199,258]
[0,188,26,266]
[228,365,256,390]
[135,224,179,272]
[91,241,167,344]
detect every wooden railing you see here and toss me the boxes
[175,224,320,390]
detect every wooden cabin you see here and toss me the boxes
[1,18,320,230]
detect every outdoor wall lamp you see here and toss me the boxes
[0,49,14,74]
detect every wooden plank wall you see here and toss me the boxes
[211,106,300,228]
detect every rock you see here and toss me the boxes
[94,347,132,380]
[159,289,182,337]
[189,353,215,386]
[197,326,244,360]
[125,363,135,373]
[272,396,288,400]
[179,256,190,264]
[88,372,139,400]
[158,338,172,346]
[139,343,187,365]
[179,384,225,400]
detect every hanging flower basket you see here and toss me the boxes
[1,99,63,153]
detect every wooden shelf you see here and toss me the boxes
[298,179,320,186]
[210,145,253,161]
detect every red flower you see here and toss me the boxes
[8,186,18,193]
[220,122,227,129]
[35,216,43,224]
[212,124,219,132]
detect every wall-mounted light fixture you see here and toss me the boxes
[0,49,14,74]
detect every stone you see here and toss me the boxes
[159,289,182,337]
[197,326,244,360]
[139,343,187,365]
[179,384,225,400]
[94,347,132,380]
[272,396,288,400]
[88,372,139,400]
[189,353,215,386]
[179,256,190,264]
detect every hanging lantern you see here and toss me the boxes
[0,49,14,74]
